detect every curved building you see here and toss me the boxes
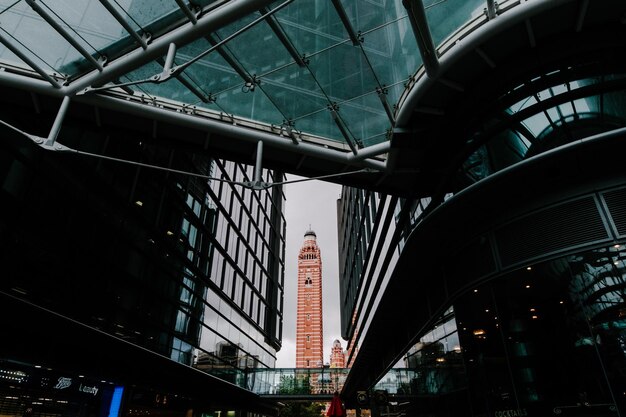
[337,0,626,416]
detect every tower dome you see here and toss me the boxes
[304,228,317,240]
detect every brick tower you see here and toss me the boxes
[329,339,346,368]
[295,229,323,368]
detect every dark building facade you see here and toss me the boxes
[336,0,626,415]
[0,95,285,415]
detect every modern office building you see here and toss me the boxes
[2,0,626,416]
[295,229,324,369]
[334,0,626,415]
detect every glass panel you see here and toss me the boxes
[120,0,182,29]
[258,63,329,122]
[0,2,78,74]
[273,0,347,43]
[425,0,486,47]
[341,0,409,34]
[339,90,389,146]
[178,39,248,97]
[306,42,379,102]
[360,19,421,105]
[216,13,296,78]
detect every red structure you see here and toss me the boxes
[329,339,346,368]
[295,229,323,368]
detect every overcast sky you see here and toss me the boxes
[276,175,344,368]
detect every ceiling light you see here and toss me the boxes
[135,200,143,206]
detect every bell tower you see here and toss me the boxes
[295,229,323,368]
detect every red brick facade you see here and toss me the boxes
[295,230,323,368]
[329,339,346,368]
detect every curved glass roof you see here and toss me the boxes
[0,0,518,154]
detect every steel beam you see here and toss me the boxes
[25,0,104,71]
[63,0,284,95]
[260,7,305,67]
[98,0,148,49]
[206,34,253,83]
[376,87,395,125]
[0,62,388,172]
[78,93,387,171]
[402,0,439,77]
[330,108,358,155]
[0,31,61,88]
[175,0,198,24]
[330,0,361,46]
[395,0,574,126]
[349,141,390,161]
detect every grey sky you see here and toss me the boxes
[276,175,344,368]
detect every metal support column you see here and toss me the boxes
[45,96,71,147]
[486,0,497,20]
[163,43,177,74]
[254,140,263,185]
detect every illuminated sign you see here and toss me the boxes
[79,384,98,396]
[53,377,72,390]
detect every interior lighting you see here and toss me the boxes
[530,308,536,312]
[473,329,486,336]
[473,289,478,293]
[485,309,489,313]
[135,200,143,206]
[526,266,532,271]
[559,301,564,304]
[166,231,173,236]
[34,365,41,368]
[532,315,539,320]
[525,285,531,289]
[615,244,621,248]
[436,357,445,363]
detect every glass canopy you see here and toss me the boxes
[0,0,516,153]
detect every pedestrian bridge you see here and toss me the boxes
[204,367,421,399]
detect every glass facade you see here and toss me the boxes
[394,244,626,416]
[0,0,423,147]
[0,95,285,413]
